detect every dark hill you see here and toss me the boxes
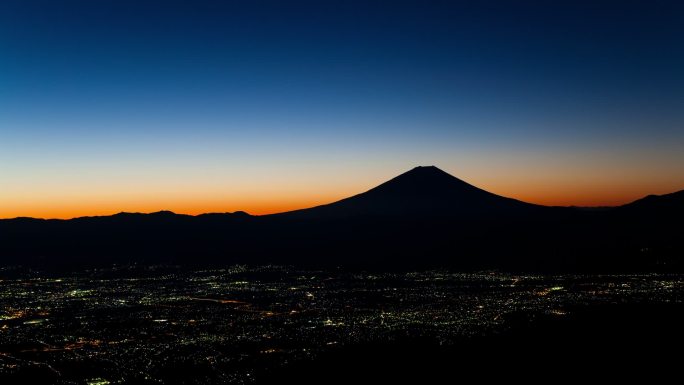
[619,190,684,214]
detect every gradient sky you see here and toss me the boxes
[2,0,684,218]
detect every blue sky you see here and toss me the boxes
[1,0,683,217]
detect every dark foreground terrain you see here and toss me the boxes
[0,265,681,384]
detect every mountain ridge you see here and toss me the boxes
[1,166,682,272]
[2,166,681,221]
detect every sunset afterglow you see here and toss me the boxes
[1,1,682,219]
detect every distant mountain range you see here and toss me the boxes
[1,166,682,272]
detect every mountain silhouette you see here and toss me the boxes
[280,166,539,218]
[0,166,682,272]
[620,190,684,213]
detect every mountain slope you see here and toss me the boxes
[619,190,684,214]
[278,166,541,218]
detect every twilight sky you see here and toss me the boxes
[2,0,683,218]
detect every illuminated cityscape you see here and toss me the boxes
[1,265,680,384]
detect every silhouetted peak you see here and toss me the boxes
[112,211,177,217]
[409,165,438,171]
[279,165,538,218]
[622,189,684,211]
[111,210,182,219]
[404,165,448,177]
[150,210,177,216]
[368,165,480,196]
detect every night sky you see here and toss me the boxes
[2,0,683,218]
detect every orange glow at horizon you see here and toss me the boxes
[2,179,681,220]
[0,194,351,219]
[2,151,684,219]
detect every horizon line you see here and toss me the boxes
[3,165,680,221]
